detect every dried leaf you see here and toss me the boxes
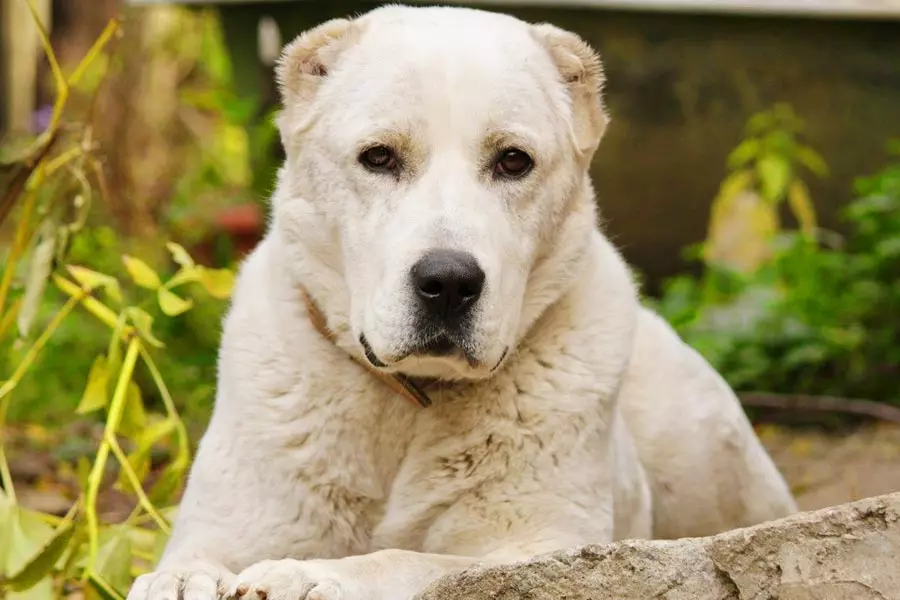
[17,219,57,338]
[122,255,161,290]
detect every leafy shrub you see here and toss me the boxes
[0,9,235,599]
[651,140,900,404]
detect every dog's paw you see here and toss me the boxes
[126,563,234,600]
[227,559,363,600]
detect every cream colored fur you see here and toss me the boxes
[128,6,797,600]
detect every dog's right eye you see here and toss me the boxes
[359,145,398,172]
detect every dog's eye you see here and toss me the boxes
[359,145,398,172]
[494,148,534,179]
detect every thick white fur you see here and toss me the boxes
[129,6,796,600]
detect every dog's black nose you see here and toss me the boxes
[411,249,485,320]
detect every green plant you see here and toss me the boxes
[652,139,900,406]
[703,104,827,273]
[0,7,235,598]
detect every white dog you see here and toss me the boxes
[128,5,797,600]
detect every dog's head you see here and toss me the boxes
[273,6,607,380]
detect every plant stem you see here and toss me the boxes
[106,432,171,533]
[139,347,191,462]
[53,274,123,330]
[85,337,140,571]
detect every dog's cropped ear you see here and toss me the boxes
[531,24,609,158]
[275,18,358,135]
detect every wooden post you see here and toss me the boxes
[1,0,52,135]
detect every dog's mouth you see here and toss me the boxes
[359,333,507,375]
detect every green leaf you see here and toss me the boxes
[6,576,53,600]
[165,267,200,290]
[118,381,148,440]
[87,571,127,600]
[0,501,55,582]
[727,139,760,169]
[76,356,110,414]
[115,418,175,494]
[197,267,235,299]
[149,449,189,506]
[67,265,123,305]
[125,307,165,348]
[6,521,75,591]
[165,242,194,269]
[796,146,829,178]
[91,526,133,598]
[157,288,194,317]
[121,255,161,290]
[757,154,791,203]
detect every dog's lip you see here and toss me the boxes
[490,347,510,373]
[359,334,389,368]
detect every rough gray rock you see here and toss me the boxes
[417,492,900,600]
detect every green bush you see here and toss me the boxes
[651,141,900,404]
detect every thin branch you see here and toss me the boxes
[740,392,900,425]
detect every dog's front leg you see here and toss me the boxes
[225,550,478,600]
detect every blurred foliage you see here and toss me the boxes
[1,6,236,598]
[652,114,900,405]
[2,5,277,426]
[703,104,826,273]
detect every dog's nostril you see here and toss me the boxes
[419,278,443,298]
[458,283,478,298]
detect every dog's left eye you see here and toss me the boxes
[494,148,534,179]
[359,145,399,172]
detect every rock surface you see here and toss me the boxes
[417,492,900,600]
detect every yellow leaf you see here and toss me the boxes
[157,288,193,317]
[124,308,164,348]
[198,267,235,299]
[67,265,122,305]
[165,266,200,289]
[118,381,148,440]
[787,179,817,236]
[121,255,161,290]
[76,356,109,414]
[165,242,194,269]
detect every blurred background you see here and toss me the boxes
[1,0,900,589]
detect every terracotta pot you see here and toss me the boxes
[215,203,265,257]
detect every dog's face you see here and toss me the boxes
[274,6,607,380]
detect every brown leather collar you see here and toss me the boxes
[299,287,432,408]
